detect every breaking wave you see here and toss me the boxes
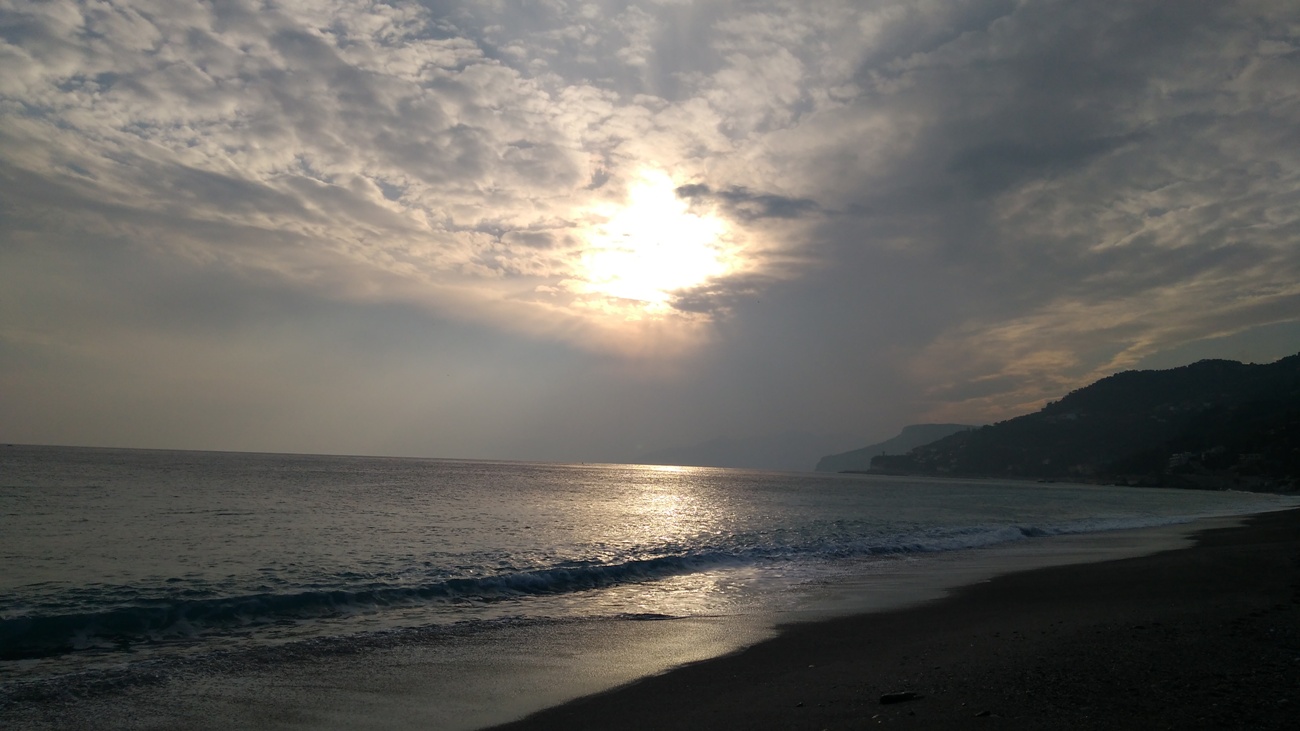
[0,512,1205,661]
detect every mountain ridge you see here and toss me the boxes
[870,354,1300,492]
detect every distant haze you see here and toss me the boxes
[638,432,865,472]
[2,1,1298,462]
[816,424,977,473]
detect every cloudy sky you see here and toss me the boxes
[2,0,1298,463]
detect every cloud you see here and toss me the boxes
[3,0,816,350]
[676,183,819,221]
[2,0,1298,458]
[757,0,1300,418]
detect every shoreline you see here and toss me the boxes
[837,468,1300,494]
[4,507,1295,730]
[489,507,1300,730]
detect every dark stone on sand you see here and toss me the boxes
[880,691,920,704]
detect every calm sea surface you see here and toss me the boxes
[2,445,1295,724]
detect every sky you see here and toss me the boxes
[2,0,1299,464]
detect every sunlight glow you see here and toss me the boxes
[576,170,733,315]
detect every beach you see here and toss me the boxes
[4,450,1297,730]
[491,507,1300,730]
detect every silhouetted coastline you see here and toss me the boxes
[862,354,1300,493]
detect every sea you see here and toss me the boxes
[2,444,1296,730]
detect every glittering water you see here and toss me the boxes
[2,444,1293,689]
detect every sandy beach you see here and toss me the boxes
[491,507,1300,730]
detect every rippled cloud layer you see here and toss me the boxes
[2,0,1298,457]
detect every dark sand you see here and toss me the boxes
[491,508,1300,730]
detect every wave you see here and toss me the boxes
[0,512,1208,661]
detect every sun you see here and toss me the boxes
[576,170,733,315]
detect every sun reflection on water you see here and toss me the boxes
[554,463,764,618]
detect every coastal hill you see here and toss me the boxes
[869,354,1300,492]
[815,424,975,472]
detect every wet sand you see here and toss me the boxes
[490,507,1300,730]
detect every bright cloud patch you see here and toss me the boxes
[0,0,797,350]
[573,171,733,315]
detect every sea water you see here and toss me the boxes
[2,445,1295,728]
